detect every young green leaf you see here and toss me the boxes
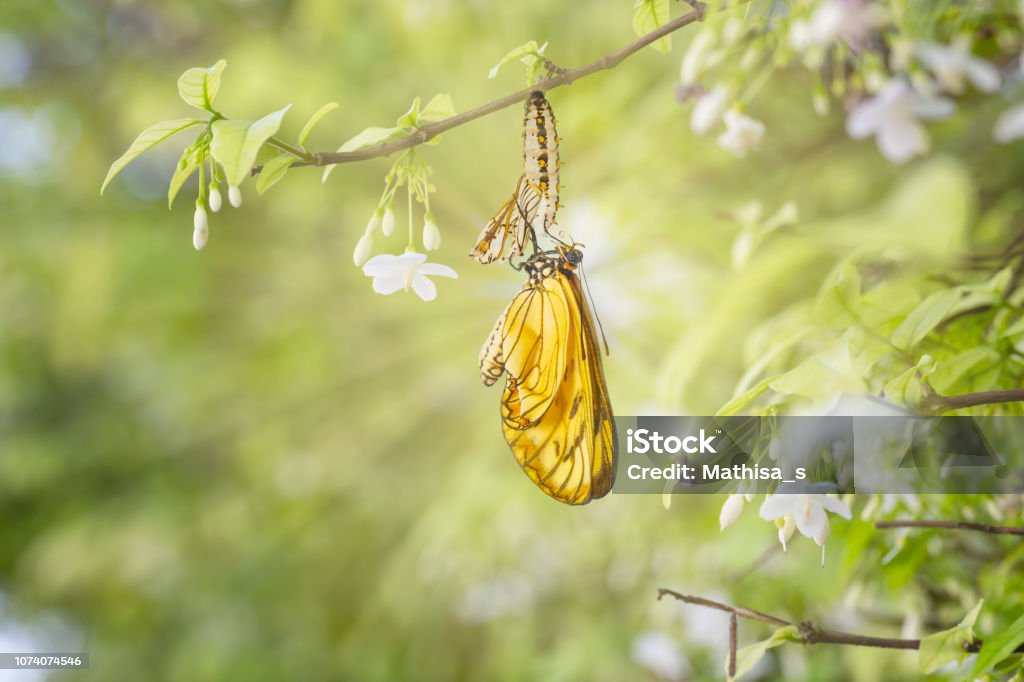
[167,147,200,209]
[396,97,422,128]
[728,625,800,681]
[101,118,204,194]
[814,263,862,328]
[970,611,1024,678]
[298,102,339,147]
[177,60,227,112]
[890,288,962,350]
[256,153,295,196]
[488,40,547,83]
[882,355,936,408]
[633,0,672,53]
[210,105,292,188]
[928,347,1001,394]
[419,94,455,124]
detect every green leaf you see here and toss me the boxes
[1002,315,1024,339]
[177,60,227,111]
[298,102,339,146]
[101,119,204,194]
[210,105,291,188]
[396,97,422,128]
[419,94,455,124]
[929,347,1001,394]
[814,263,862,328]
[970,610,1024,677]
[770,334,867,400]
[728,625,800,681]
[256,153,295,196]
[883,355,936,408]
[488,40,546,81]
[716,375,781,416]
[633,0,672,53]
[921,593,983,667]
[891,288,962,350]
[167,147,199,209]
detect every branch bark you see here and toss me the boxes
[263,2,708,171]
[923,389,1024,413]
[875,520,1024,536]
[656,589,1024,654]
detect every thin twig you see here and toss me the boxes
[656,589,1024,654]
[923,389,1024,412]
[875,520,1024,536]
[729,612,738,678]
[256,2,708,173]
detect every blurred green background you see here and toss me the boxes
[2,1,1023,680]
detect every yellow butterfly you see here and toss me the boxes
[471,91,563,264]
[479,247,617,504]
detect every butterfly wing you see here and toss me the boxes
[470,176,542,264]
[487,264,616,504]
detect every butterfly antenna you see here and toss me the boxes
[579,263,610,356]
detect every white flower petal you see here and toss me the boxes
[418,262,459,279]
[411,275,437,301]
[819,495,853,519]
[690,87,728,135]
[372,273,406,295]
[759,494,796,521]
[362,253,401,276]
[793,498,830,545]
[965,58,1001,93]
[846,99,883,138]
[876,118,928,163]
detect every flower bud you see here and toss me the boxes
[719,494,745,531]
[228,185,242,208]
[353,232,374,266]
[193,202,209,251]
[422,214,441,250]
[366,209,383,235]
[193,225,209,250]
[381,204,396,236]
[208,183,223,212]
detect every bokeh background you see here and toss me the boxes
[2,1,1023,680]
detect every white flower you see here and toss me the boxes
[809,0,884,48]
[631,632,688,682]
[228,185,242,208]
[760,494,852,550]
[422,214,442,250]
[846,80,954,163]
[208,184,222,212]
[193,202,209,251]
[917,40,1000,94]
[994,104,1024,143]
[789,19,812,51]
[690,86,729,135]
[717,109,765,157]
[381,205,396,236]
[353,232,374,266]
[362,251,457,301]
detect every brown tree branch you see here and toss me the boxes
[923,389,1024,413]
[875,520,1024,536]
[656,589,1024,654]
[258,2,708,172]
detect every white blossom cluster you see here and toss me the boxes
[680,0,1023,163]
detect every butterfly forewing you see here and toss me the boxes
[482,251,616,504]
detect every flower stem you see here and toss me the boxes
[406,183,414,251]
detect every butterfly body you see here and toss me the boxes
[479,249,617,505]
